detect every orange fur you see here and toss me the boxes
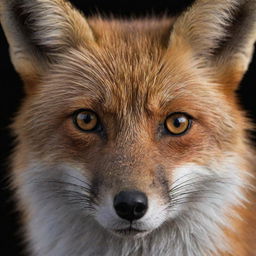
[1,0,255,255]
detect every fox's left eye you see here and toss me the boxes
[73,109,99,132]
[165,113,192,136]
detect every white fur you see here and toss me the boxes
[16,153,248,256]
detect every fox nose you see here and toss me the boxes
[113,190,148,221]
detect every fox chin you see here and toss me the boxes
[1,0,256,255]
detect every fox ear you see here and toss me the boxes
[170,0,256,91]
[0,0,94,88]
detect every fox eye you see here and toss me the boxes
[73,109,99,132]
[165,113,192,136]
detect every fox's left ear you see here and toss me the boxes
[170,0,256,91]
[0,0,95,89]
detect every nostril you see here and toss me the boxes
[113,190,148,221]
[115,202,129,215]
[134,202,146,215]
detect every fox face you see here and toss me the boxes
[1,0,256,255]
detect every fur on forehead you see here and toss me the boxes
[33,18,224,116]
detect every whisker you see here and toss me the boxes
[29,177,98,212]
[49,189,96,211]
[61,173,93,189]
[171,189,224,198]
[43,180,92,192]
[167,172,241,210]
[170,177,237,194]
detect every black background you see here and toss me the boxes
[0,1,255,255]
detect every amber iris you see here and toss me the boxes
[73,110,98,131]
[165,113,191,135]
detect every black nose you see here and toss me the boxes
[113,190,148,221]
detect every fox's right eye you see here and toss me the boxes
[73,109,99,132]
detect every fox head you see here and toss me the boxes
[1,0,256,255]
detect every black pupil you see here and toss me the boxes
[81,113,92,123]
[173,117,182,128]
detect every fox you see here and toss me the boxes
[1,0,256,255]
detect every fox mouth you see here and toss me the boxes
[111,227,148,237]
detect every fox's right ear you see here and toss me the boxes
[0,0,94,89]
